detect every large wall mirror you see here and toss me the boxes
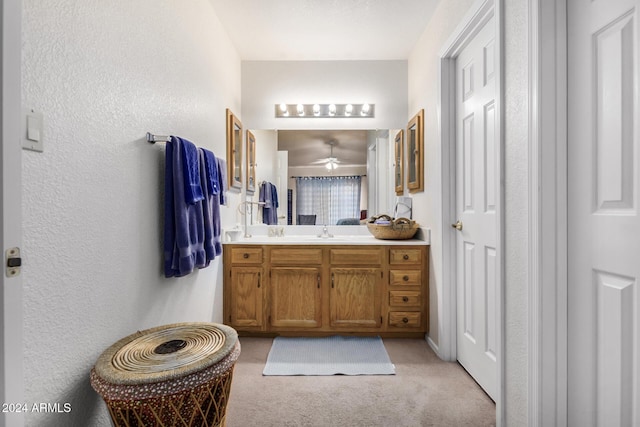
[247,129,399,226]
[226,109,243,190]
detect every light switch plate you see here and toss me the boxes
[22,108,44,152]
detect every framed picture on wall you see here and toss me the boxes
[394,129,404,195]
[407,109,424,193]
[226,108,243,190]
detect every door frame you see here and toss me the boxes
[1,0,25,426]
[529,0,568,425]
[438,0,504,424]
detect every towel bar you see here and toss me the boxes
[146,132,171,144]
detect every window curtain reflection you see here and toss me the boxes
[295,176,361,225]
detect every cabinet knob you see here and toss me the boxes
[402,296,409,302]
[403,275,409,281]
[402,317,409,323]
[403,254,409,260]
[243,253,249,259]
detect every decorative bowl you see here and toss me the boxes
[366,215,419,240]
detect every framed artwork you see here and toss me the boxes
[246,130,256,194]
[407,109,424,193]
[394,129,404,195]
[226,109,243,190]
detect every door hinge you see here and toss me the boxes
[5,247,21,278]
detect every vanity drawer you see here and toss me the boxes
[230,247,263,264]
[389,248,422,265]
[388,311,422,328]
[330,248,384,265]
[389,290,421,308]
[270,248,323,265]
[389,270,421,287]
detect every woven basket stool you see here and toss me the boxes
[90,322,240,427]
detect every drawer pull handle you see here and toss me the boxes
[402,296,409,302]
[403,254,409,260]
[402,317,409,324]
[403,275,409,281]
[243,253,249,259]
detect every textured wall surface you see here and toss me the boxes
[503,0,530,424]
[21,1,241,425]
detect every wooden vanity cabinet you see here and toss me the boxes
[387,248,425,330]
[329,247,384,329]
[269,248,323,329]
[223,244,429,337]
[224,247,265,331]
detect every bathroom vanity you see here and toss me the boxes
[222,231,429,337]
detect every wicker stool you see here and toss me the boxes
[90,322,240,427]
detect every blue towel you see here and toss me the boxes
[163,136,206,277]
[202,148,220,195]
[217,157,227,206]
[199,148,222,262]
[259,181,279,225]
[163,140,177,277]
[180,137,204,205]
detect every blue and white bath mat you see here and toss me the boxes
[262,335,395,376]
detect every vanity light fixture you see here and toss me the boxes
[345,104,353,116]
[274,103,375,118]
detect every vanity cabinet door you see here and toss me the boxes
[270,267,322,329]
[228,266,264,330]
[329,267,382,329]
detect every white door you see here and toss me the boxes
[454,14,497,400]
[2,0,25,425]
[568,0,640,425]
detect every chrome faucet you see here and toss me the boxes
[318,224,334,238]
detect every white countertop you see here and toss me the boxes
[222,225,430,246]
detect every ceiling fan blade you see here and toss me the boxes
[310,158,330,164]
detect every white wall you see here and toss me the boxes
[21,1,241,425]
[241,60,407,130]
[503,0,529,424]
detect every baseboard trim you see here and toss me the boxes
[426,334,443,359]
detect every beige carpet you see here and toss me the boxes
[226,337,496,427]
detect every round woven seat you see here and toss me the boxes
[91,322,240,427]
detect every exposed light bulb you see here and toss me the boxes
[345,104,353,116]
[313,104,320,116]
[297,104,304,116]
[329,104,336,116]
[325,161,338,170]
[361,103,370,115]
